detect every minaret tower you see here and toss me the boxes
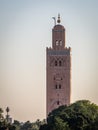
[46,14,71,116]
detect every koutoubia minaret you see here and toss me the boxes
[46,14,71,116]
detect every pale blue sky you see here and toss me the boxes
[0,0,98,122]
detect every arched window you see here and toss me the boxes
[59,60,62,66]
[55,61,57,66]
[57,101,59,105]
[59,84,61,89]
[56,40,59,46]
[55,84,57,89]
[59,40,62,46]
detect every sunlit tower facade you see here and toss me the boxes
[46,15,71,116]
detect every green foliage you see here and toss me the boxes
[0,108,7,129]
[21,121,32,130]
[0,107,47,130]
[12,119,46,130]
[40,100,98,130]
[13,120,20,130]
[0,108,16,130]
[53,117,70,130]
[1,100,98,130]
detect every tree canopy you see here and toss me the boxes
[1,100,98,130]
[40,100,98,130]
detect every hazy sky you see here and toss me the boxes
[0,0,98,122]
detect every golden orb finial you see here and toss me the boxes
[57,14,61,23]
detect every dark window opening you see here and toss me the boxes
[59,84,61,89]
[57,101,59,105]
[59,61,62,66]
[55,61,57,66]
[55,85,57,89]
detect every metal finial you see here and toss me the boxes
[57,14,61,23]
[52,17,56,26]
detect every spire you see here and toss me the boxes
[57,14,61,24]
